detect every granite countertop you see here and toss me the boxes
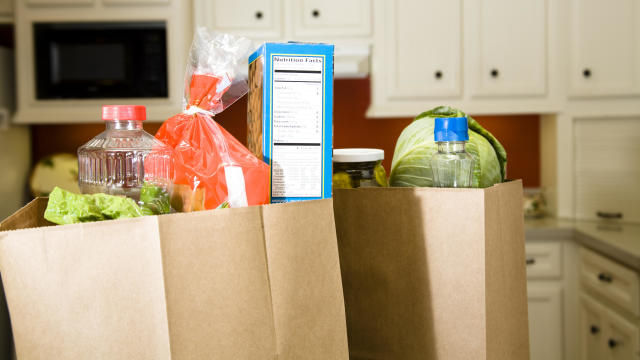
[525,217,640,271]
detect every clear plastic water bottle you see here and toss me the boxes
[431,117,474,188]
[78,105,172,205]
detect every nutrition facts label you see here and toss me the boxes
[271,55,324,198]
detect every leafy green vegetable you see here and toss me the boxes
[140,183,171,215]
[44,187,144,225]
[390,106,507,188]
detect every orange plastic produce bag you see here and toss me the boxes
[154,29,269,211]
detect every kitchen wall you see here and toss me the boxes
[31,78,540,192]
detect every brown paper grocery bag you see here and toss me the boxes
[333,180,529,360]
[0,198,348,359]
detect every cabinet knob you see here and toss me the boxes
[608,339,618,349]
[434,70,443,79]
[583,68,592,78]
[590,325,600,334]
[312,9,320,18]
[525,258,536,265]
[255,11,263,20]
[598,273,613,283]
[490,69,499,78]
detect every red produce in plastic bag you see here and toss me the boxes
[154,29,269,211]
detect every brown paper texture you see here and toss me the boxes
[0,198,348,359]
[333,181,529,360]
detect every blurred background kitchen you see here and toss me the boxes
[0,1,639,359]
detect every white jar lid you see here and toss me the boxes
[333,148,384,162]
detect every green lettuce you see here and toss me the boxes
[44,187,144,225]
[389,106,507,188]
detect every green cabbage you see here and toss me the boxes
[389,106,507,188]
[44,187,144,225]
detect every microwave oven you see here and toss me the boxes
[33,21,167,100]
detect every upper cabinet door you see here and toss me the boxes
[194,0,282,39]
[569,0,640,97]
[292,0,371,37]
[385,0,462,99]
[470,0,547,97]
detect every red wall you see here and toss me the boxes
[32,78,540,187]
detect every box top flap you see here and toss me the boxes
[0,198,52,232]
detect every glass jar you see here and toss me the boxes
[78,105,172,213]
[431,117,474,188]
[333,148,388,189]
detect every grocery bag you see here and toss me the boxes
[153,28,270,211]
[333,180,529,360]
[0,199,349,359]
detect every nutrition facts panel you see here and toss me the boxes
[271,55,324,198]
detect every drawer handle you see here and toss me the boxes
[583,68,591,78]
[490,68,499,78]
[255,11,263,20]
[312,9,320,18]
[525,258,536,266]
[434,70,443,79]
[598,273,613,283]
[597,211,623,220]
[590,325,600,334]
[608,339,618,349]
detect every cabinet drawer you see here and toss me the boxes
[580,247,640,316]
[525,242,562,279]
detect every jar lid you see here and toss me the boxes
[333,148,384,162]
[102,105,146,121]
[434,117,468,141]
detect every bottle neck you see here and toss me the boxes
[105,120,144,130]
[437,141,467,153]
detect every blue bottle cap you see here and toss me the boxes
[434,117,469,142]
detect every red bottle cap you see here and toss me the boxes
[102,105,146,121]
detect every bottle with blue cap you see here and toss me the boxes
[431,117,474,187]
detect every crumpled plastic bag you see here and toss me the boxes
[153,28,270,211]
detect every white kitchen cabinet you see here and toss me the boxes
[382,0,462,100]
[469,0,547,97]
[194,0,283,40]
[367,0,560,117]
[579,293,609,360]
[607,309,640,360]
[574,117,640,223]
[569,0,640,97]
[525,237,579,360]
[528,285,564,360]
[579,292,640,360]
[291,0,371,38]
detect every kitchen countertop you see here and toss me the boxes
[525,217,640,271]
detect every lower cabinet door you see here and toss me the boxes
[528,284,564,360]
[606,308,640,360]
[579,293,608,360]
